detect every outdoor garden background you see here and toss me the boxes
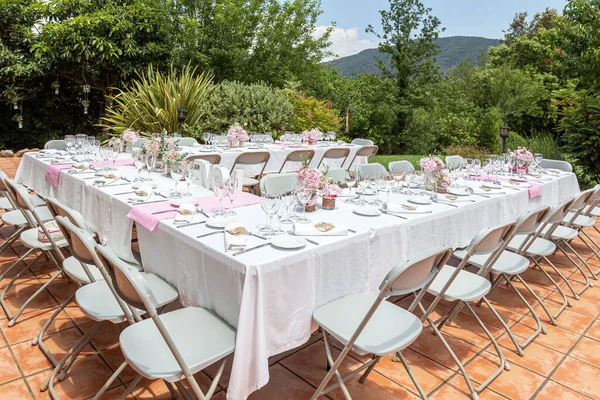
[1,0,599,185]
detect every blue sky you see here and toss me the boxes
[315,0,567,58]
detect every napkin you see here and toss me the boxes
[37,220,65,243]
[294,222,348,236]
[224,223,249,251]
[382,202,431,214]
[128,184,153,203]
[72,162,90,170]
[174,203,195,224]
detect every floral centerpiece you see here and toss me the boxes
[320,179,342,210]
[108,137,122,150]
[144,130,177,172]
[297,165,322,212]
[509,146,534,174]
[420,155,450,192]
[302,128,322,145]
[120,129,140,152]
[227,123,249,147]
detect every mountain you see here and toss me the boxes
[330,36,501,78]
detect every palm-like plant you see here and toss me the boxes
[102,64,214,135]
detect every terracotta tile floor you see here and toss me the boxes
[1,157,600,399]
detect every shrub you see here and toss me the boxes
[198,81,295,135]
[506,131,564,160]
[289,92,343,133]
[103,64,214,135]
[443,145,491,160]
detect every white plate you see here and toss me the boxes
[132,182,158,189]
[353,207,382,217]
[504,181,530,188]
[481,182,503,190]
[271,235,307,250]
[446,187,470,196]
[170,198,199,207]
[206,216,238,229]
[407,196,433,205]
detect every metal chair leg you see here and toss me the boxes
[556,242,592,296]
[32,293,76,367]
[119,375,142,400]
[531,257,570,319]
[562,239,597,281]
[0,250,41,322]
[93,361,129,400]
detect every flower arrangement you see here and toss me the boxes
[420,155,444,174]
[320,179,341,198]
[510,147,534,165]
[144,130,175,159]
[108,137,122,149]
[121,129,140,147]
[420,155,449,192]
[302,128,322,145]
[163,150,188,166]
[227,123,249,146]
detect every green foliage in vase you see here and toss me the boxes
[102,64,214,135]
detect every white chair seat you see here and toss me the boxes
[454,249,530,275]
[563,212,595,227]
[589,207,600,218]
[63,256,104,284]
[508,234,556,257]
[0,197,13,211]
[20,227,67,251]
[76,273,178,323]
[29,194,46,207]
[2,210,28,227]
[241,177,259,187]
[542,225,578,240]
[428,265,491,302]
[120,307,236,382]
[313,293,422,356]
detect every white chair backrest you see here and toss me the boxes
[45,197,93,234]
[357,163,386,179]
[175,137,198,147]
[44,140,68,150]
[389,160,415,174]
[325,168,347,184]
[445,155,466,169]
[351,138,373,146]
[260,173,297,196]
[540,159,572,172]
[4,178,38,226]
[133,138,149,148]
[279,150,315,173]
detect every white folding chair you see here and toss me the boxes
[260,173,297,196]
[230,151,270,194]
[540,159,573,172]
[325,167,347,185]
[44,140,68,150]
[388,160,415,174]
[351,138,373,146]
[133,137,149,148]
[0,179,68,327]
[93,244,235,400]
[175,137,198,147]
[43,217,179,397]
[187,153,222,165]
[317,148,351,169]
[346,145,378,171]
[429,222,516,396]
[445,155,466,169]
[310,246,453,400]
[279,149,315,173]
[356,163,386,179]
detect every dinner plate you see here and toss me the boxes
[170,198,199,207]
[271,235,307,250]
[481,182,503,190]
[132,182,158,189]
[353,207,382,217]
[407,196,433,205]
[206,216,238,229]
[446,186,470,196]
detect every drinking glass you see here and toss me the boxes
[472,159,481,179]
[356,173,369,205]
[184,161,195,196]
[260,195,281,236]
[64,135,75,152]
[296,189,312,224]
[224,177,239,215]
[75,134,87,155]
[534,153,543,171]
[464,158,473,176]
[279,191,295,224]
[203,132,211,146]
[133,150,146,182]
[110,145,119,169]
[345,173,357,203]
[517,158,527,177]
[392,170,406,193]
[100,146,112,171]
[212,177,230,216]
[405,171,416,194]
[170,161,185,199]
[145,154,156,180]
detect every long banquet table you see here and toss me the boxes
[15,152,580,400]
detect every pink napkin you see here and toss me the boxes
[477,175,542,199]
[45,164,74,187]
[127,201,174,232]
[90,159,134,169]
[127,192,262,232]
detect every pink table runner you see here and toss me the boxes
[44,158,134,188]
[127,192,262,232]
[475,175,542,198]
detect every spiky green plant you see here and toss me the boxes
[103,64,214,135]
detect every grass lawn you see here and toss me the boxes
[371,155,423,169]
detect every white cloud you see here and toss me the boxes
[313,26,377,60]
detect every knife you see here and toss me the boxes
[151,209,176,215]
[197,231,223,238]
[176,221,207,228]
[232,242,271,256]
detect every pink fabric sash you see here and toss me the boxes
[475,175,542,198]
[44,159,134,188]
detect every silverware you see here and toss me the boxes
[381,210,407,220]
[114,191,134,195]
[286,231,319,245]
[155,191,168,199]
[196,208,210,218]
[151,209,176,215]
[131,199,168,205]
[250,232,267,240]
[348,229,357,233]
[176,221,207,228]
[101,182,131,188]
[83,176,98,180]
[197,231,223,238]
[233,242,271,256]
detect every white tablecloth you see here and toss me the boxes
[15,154,580,400]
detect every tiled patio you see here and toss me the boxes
[1,158,600,399]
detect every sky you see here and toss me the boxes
[315,0,567,58]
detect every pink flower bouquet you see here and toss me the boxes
[420,156,444,174]
[121,129,140,147]
[510,147,534,165]
[302,128,322,145]
[227,123,249,144]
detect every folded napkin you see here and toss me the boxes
[72,162,90,170]
[45,164,76,187]
[294,222,348,236]
[382,202,431,214]
[37,220,65,243]
[128,184,153,203]
[224,223,249,251]
[174,203,195,224]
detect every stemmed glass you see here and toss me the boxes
[517,158,527,177]
[534,153,543,172]
[356,172,369,205]
[170,161,185,199]
[133,150,146,182]
[75,134,87,155]
[345,173,357,203]
[110,144,119,170]
[203,132,211,146]
[100,146,112,171]
[472,159,481,180]
[183,161,195,196]
[260,195,281,237]
[392,170,406,193]
[145,154,156,181]
[64,135,75,153]
[296,189,312,224]
[224,177,239,216]
[279,190,296,224]
[212,177,230,216]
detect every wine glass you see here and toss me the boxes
[295,189,312,224]
[345,173,357,203]
[100,146,112,171]
[184,161,195,196]
[259,195,280,236]
[145,154,156,180]
[64,135,75,152]
[110,144,119,170]
[133,150,146,182]
[224,177,239,215]
[279,190,295,224]
[472,159,481,180]
[392,170,406,193]
[203,132,211,146]
[212,177,230,216]
[517,158,527,177]
[169,161,185,199]
[534,153,543,172]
